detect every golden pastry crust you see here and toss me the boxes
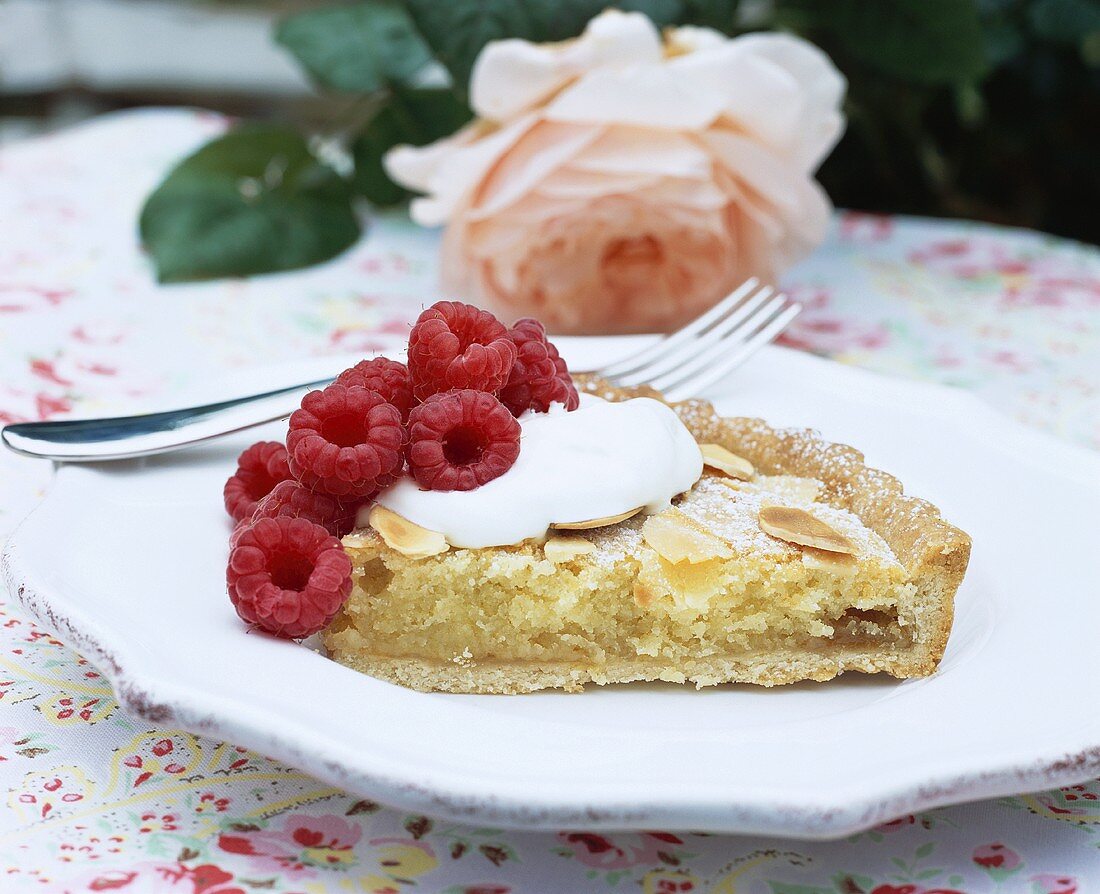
[324,377,971,693]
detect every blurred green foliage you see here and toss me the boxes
[793,0,1100,244]
[141,0,1100,281]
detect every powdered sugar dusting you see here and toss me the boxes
[561,473,901,569]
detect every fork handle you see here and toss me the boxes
[1,378,335,462]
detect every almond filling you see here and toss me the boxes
[330,474,913,669]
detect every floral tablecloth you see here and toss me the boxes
[0,109,1098,893]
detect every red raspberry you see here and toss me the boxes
[498,318,579,416]
[223,441,292,522]
[407,301,517,400]
[227,516,351,639]
[286,383,405,498]
[250,480,360,537]
[230,518,248,549]
[406,389,520,491]
[334,357,413,420]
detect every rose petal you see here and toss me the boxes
[471,40,574,121]
[534,167,659,200]
[471,10,663,121]
[569,128,711,179]
[387,115,538,226]
[672,49,802,151]
[733,33,846,124]
[702,129,804,212]
[575,9,664,67]
[635,176,729,212]
[467,121,603,218]
[717,34,845,167]
[544,65,727,130]
[383,124,478,193]
[668,34,844,169]
[665,25,728,55]
[714,158,829,265]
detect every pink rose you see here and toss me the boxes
[386,10,844,334]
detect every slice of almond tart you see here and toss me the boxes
[323,377,971,694]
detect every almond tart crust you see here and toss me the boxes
[322,377,971,693]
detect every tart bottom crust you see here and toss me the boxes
[326,646,943,695]
[324,378,971,694]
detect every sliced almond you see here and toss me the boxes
[642,511,734,564]
[699,443,754,480]
[758,505,854,554]
[781,477,822,503]
[544,535,595,563]
[368,505,448,558]
[710,476,748,494]
[552,506,642,530]
[801,546,858,576]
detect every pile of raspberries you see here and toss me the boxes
[224,301,578,639]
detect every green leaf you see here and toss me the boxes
[1029,0,1100,44]
[681,0,739,31]
[915,841,935,859]
[795,0,990,84]
[983,20,1027,67]
[351,88,472,205]
[621,0,685,26]
[403,0,685,89]
[276,1,432,92]
[140,125,360,282]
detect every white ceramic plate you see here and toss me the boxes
[5,342,1100,839]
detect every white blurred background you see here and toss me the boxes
[0,0,319,144]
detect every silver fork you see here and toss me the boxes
[1,279,798,462]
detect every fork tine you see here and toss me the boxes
[597,277,759,378]
[646,294,788,392]
[612,285,775,386]
[661,301,801,401]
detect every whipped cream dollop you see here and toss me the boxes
[375,395,703,548]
